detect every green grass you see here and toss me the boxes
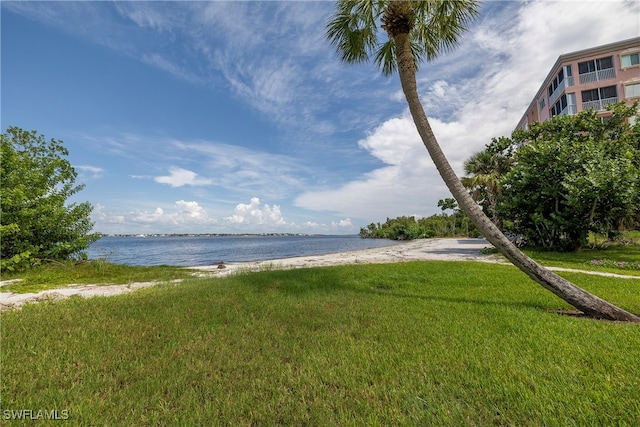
[0,260,195,294]
[524,243,640,276]
[2,261,639,425]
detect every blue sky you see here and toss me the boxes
[2,1,639,234]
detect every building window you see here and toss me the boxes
[578,56,615,83]
[581,85,618,111]
[621,52,640,68]
[538,97,546,110]
[547,65,573,104]
[550,93,576,117]
[625,82,640,99]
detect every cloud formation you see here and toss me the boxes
[6,0,638,235]
[226,197,287,227]
[75,165,104,179]
[154,167,212,187]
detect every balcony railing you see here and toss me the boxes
[557,104,577,117]
[579,68,616,84]
[549,76,574,105]
[582,97,618,111]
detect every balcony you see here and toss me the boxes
[557,104,577,117]
[549,76,574,105]
[579,68,616,84]
[582,97,618,111]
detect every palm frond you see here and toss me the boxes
[374,39,397,76]
[412,0,480,61]
[325,0,382,65]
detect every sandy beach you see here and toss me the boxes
[0,238,498,310]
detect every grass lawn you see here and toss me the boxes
[2,261,639,425]
[524,242,640,276]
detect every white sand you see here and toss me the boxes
[2,237,636,311]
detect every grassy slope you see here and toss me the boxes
[2,261,639,426]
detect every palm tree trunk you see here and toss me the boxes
[393,32,639,322]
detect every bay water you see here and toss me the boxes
[87,235,402,267]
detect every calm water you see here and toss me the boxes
[87,235,403,267]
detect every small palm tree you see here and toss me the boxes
[462,141,513,230]
[326,0,639,322]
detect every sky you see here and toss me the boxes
[2,1,639,235]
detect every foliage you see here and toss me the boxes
[0,127,100,270]
[360,211,477,240]
[3,262,639,425]
[497,103,640,251]
[436,197,457,212]
[461,136,514,230]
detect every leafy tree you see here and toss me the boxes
[327,0,639,321]
[438,198,458,234]
[437,197,457,212]
[499,103,640,251]
[359,211,477,240]
[1,127,99,270]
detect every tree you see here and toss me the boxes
[437,198,458,234]
[462,137,514,231]
[499,104,640,251]
[1,127,99,269]
[326,0,640,321]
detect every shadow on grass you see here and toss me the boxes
[230,263,553,314]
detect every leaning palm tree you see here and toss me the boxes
[326,0,639,322]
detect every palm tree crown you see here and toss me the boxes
[326,0,480,76]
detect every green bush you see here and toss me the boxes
[1,127,100,270]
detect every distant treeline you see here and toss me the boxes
[360,211,479,240]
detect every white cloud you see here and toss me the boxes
[154,167,212,188]
[332,218,353,229]
[175,200,207,220]
[76,165,104,178]
[168,140,307,199]
[141,53,204,85]
[225,197,287,227]
[93,200,217,233]
[133,207,165,224]
[92,204,125,225]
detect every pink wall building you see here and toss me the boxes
[516,37,640,130]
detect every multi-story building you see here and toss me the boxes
[516,37,640,130]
